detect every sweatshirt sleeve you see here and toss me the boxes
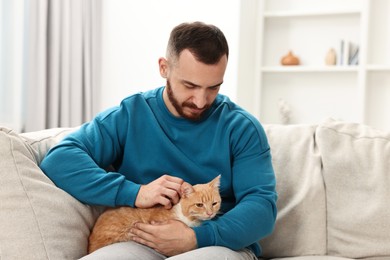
[40,103,140,207]
[192,117,277,256]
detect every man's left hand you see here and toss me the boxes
[130,219,197,256]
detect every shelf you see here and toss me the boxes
[242,0,390,130]
[366,65,390,71]
[263,9,361,18]
[261,66,359,73]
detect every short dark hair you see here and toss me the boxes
[167,21,229,65]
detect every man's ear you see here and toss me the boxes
[158,57,169,78]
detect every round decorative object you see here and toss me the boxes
[281,51,300,65]
[325,48,337,65]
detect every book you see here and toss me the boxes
[338,40,344,65]
[349,45,359,65]
[343,40,350,66]
[338,39,359,66]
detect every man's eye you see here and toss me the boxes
[183,82,195,88]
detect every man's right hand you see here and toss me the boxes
[135,175,184,209]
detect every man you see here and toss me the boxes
[40,21,277,259]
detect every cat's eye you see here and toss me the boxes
[212,202,219,206]
[195,203,203,208]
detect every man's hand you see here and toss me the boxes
[135,175,183,209]
[130,219,197,256]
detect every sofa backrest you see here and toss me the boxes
[316,119,390,258]
[261,118,390,259]
[21,127,77,163]
[261,123,327,257]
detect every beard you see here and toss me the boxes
[166,80,211,121]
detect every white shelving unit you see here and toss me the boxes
[238,0,390,130]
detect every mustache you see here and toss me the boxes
[183,101,210,110]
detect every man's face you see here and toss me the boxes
[160,49,228,121]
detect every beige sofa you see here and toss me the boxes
[1,118,389,259]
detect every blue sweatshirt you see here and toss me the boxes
[40,86,277,256]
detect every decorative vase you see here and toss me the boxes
[281,51,300,66]
[325,48,337,65]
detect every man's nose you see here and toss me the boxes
[193,89,207,109]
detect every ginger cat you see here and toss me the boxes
[88,175,221,253]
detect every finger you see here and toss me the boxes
[164,181,182,194]
[130,225,157,244]
[150,220,167,225]
[162,188,180,205]
[133,222,159,235]
[162,175,184,185]
[130,224,162,247]
[161,175,184,193]
[157,196,172,209]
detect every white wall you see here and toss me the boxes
[100,0,241,111]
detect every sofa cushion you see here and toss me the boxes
[260,124,327,258]
[317,119,390,258]
[263,257,354,260]
[20,127,77,164]
[0,127,100,259]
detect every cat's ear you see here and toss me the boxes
[180,182,194,198]
[210,175,221,188]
